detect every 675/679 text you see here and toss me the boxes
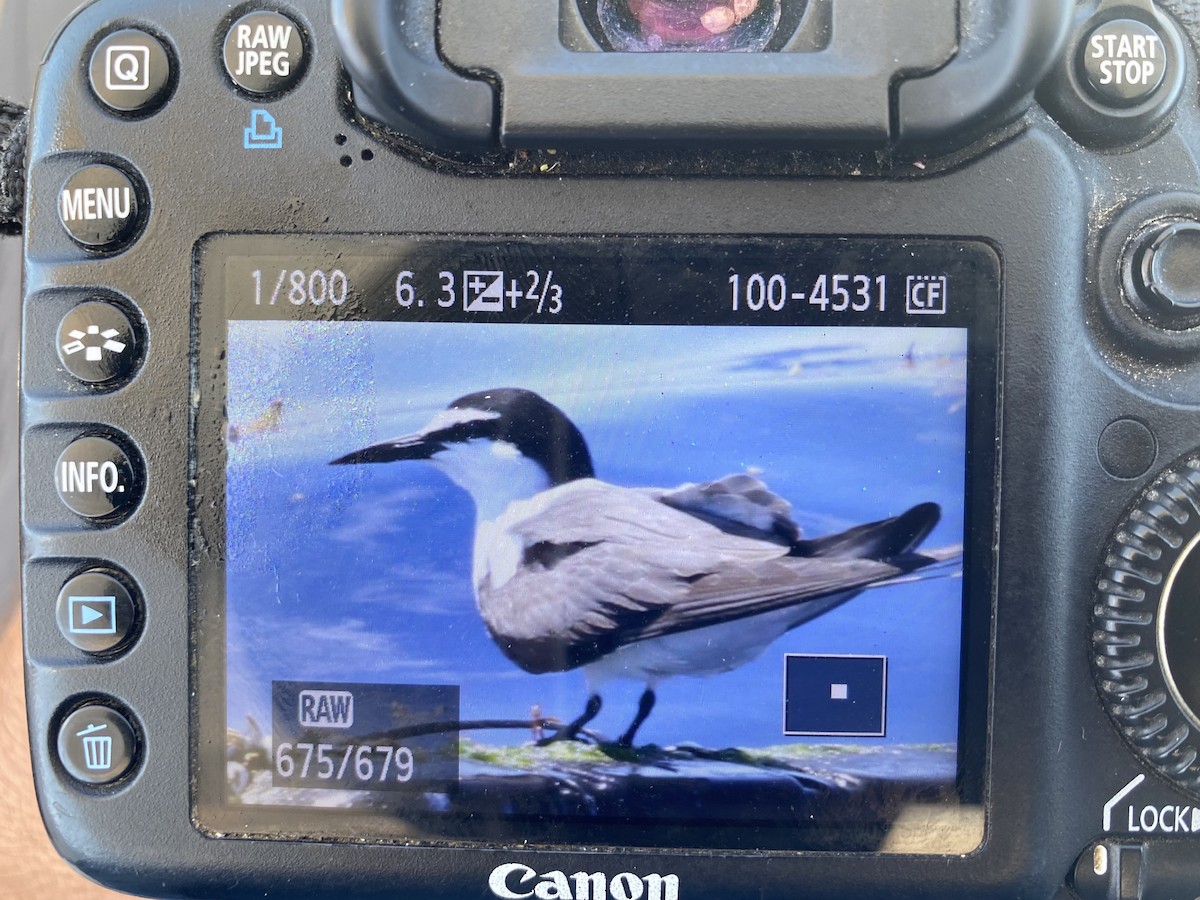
[274,742,414,788]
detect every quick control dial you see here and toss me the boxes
[1093,455,1200,796]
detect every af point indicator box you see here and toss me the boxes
[783,654,887,738]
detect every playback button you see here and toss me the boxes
[56,570,139,655]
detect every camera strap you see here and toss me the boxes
[0,99,29,237]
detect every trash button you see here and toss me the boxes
[56,703,138,785]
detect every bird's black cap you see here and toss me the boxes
[331,388,595,486]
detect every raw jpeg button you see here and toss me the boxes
[1081,18,1168,107]
[58,164,142,251]
[223,10,307,95]
[54,435,143,521]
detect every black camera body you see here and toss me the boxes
[17,0,1200,897]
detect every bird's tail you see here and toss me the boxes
[790,502,941,563]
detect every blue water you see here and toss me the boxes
[225,322,970,753]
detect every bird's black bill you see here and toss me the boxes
[330,436,443,466]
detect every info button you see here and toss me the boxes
[54,435,143,521]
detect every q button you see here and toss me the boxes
[89,29,175,116]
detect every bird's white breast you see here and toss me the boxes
[430,439,567,591]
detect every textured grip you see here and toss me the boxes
[0,99,28,236]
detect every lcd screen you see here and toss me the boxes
[193,235,998,853]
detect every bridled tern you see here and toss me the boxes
[332,388,950,747]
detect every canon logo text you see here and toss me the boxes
[488,863,680,900]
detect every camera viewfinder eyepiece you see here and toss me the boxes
[587,0,787,52]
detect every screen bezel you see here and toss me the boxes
[190,233,1000,853]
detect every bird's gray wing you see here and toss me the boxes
[645,473,802,544]
[477,480,913,674]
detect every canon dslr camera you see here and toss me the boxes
[9,0,1200,897]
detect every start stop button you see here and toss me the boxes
[1080,18,1168,108]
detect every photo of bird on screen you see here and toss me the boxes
[331,387,958,748]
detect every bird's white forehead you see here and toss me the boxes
[421,407,501,434]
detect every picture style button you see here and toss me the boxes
[57,302,139,384]
[1080,19,1168,108]
[54,436,143,521]
[57,704,138,785]
[223,11,308,96]
[56,570,139,655]
[58,164,142,251]
[89,29,174,115]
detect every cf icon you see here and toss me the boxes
[105,45,150,91]
[906,275,949,315]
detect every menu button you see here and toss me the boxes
[58,164,142,251]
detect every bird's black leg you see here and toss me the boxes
[538,694,602,745]
[617,689,656,748]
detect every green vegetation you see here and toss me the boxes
[459,738,955,771]
[460,738,615,768]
